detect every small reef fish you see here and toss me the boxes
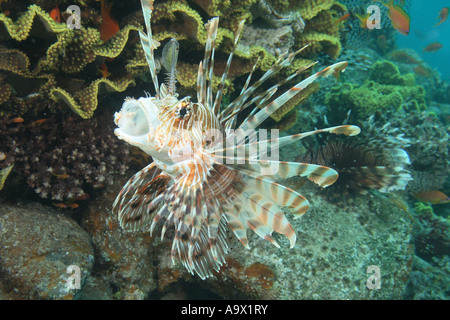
[98,62,111,78]
[415,191,450,204]
[377,0,411,36]
[53,202,80,209]
[112,0,360,280]
[99,0,120,41]
[32,119,47,125]
[355,12,380,31]
[336,13,350,24]
[10,117,24,123]
[434,7,449,27]
[413,66,431,77]
[423,42,443,53]
[50,6,61,23]
[53,173,70,179]
[389,51,421,64]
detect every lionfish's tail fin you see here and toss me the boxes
[113,162,171,231]
[238,61,349,132]
[139,0,160,96]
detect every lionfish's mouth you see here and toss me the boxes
[114,99,150,137]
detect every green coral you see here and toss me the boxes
[414,202,434,215]
[325,59,427,120]
[369,60,416,86]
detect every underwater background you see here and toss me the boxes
[0,0,448,300]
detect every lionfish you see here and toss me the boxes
[113,0,360,279]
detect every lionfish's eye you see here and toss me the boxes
[175,101,191,120]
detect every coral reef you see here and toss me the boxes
[0,109,130,201]
[0,3,145,119]
[325,59,427,121]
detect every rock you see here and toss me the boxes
[0,201,94,299]
[80,179,158,299]
[199,183,415,299]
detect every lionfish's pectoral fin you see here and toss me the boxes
[113,162,171,231]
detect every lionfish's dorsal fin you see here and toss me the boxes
[161,38,179,96]
[212,19,246,116]
[237,61,349,133]
[139,0,160,97]
[198,17,219,107]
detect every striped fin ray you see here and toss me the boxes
[139,0,159,96]
[113,162,171,231]
[221,46,309,120]
[212,125,361,161]
[198,17,220,106]
[221,168,299,247]
[221,57,260,126]
[221,61,317,129]
[213,19,246,115]
[233,166,310,219]
[238,61,349,133]
[224,160,338,188]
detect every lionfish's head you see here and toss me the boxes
[114,88,218,164]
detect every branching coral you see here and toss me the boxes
[0,110,130,201]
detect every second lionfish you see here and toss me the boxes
[113,0,360,279]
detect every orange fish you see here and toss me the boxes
[98,62,111,78]
[50,6,61,23]
[434,7,449,27]
[53,203,68,209]
[336,13,350,24]
[415,191,450,204]
[54,173,70,179]
[66,203,79,209]
[32,119,47,125]
[10,117,24,123]
[74,193,90,201]
[378,0,411,36]
[413,66,431,77]
[99,0,120,41]
[355,12,382,31]
[423,42,443,53]
[389,51,421,64]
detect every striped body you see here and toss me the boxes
[113,0,361,279]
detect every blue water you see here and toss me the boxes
[396,1,450,80]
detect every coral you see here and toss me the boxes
[413,209,450,261]
[325,60,427,120]
[0,110,130,201]
[0,163,13,190]
[369,60,416,86]
[0,4,146,119]
[50,77,135,119]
